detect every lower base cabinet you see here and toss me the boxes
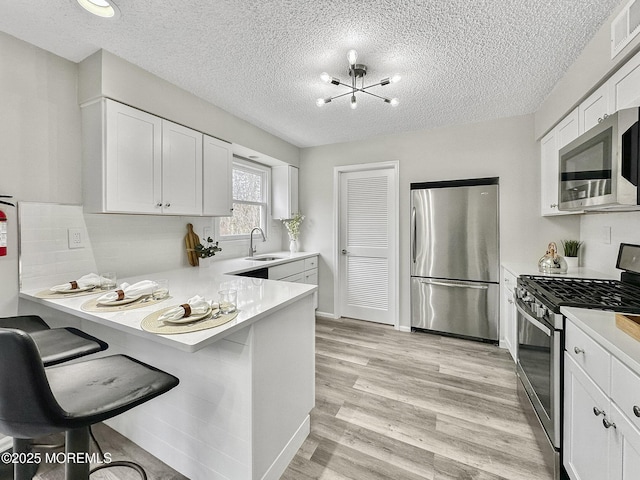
[563,320,640,480]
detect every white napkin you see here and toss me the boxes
[96,280,157,303]
[50,273,102,292]
[158,295,211,322]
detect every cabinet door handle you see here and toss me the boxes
[593,407,605,417]
[602,418,616,429]
[156,202,162,207]
[550,203,558,208]
[633,405,640,417]
[598,117,603,123]
[574,346,584,354]
[508,298,514,304]
[165,203,171,208]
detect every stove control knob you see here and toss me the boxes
[538,305,547,318]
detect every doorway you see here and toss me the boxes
[334,162,399,327]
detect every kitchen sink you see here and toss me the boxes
[244,255,282,261]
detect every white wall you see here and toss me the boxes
[0,32,82,315]
[300,114,580,326]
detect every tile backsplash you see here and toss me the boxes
[19,202,287,290]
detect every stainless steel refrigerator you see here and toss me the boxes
[410,178,499,341]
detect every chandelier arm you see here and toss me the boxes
[326,90,355,101]
[359,90,388,101]
[360,81,385,90]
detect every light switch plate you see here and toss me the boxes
[68,228,84,249]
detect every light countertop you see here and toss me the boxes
[562,307,640,376]
[19,251,319,353]
[502,261,616,280]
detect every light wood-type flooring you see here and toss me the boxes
[281,316,552,480]
[21,316,551,479]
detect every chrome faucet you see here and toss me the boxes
[248,227,266,257]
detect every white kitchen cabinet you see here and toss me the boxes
[563,318,640,480]
[500,266,517,362]
[268,255,318,308]
[564,353,613,480]
[203,134,233,216]
[608,49,640,111]
[272,165,299,219]
[540,108,581,216]
[579,84,612,134]
[83,98,232,216]
[161,119,203,215]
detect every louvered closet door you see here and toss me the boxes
[339,169,395,324]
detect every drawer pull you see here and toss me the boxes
[593,407,605,417]
[574,347,585,354]
[602,418,617,429]
[633,406,640,418]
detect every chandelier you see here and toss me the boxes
[316,49,400,109]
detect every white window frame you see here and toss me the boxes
[217,157,270,241]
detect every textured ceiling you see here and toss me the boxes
[0,0,622,148]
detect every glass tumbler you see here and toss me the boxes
[218,289,237,314]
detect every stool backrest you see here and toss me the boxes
[0,328,65,438]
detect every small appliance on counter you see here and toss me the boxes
[538,242,568,274]
[515,242,640,480]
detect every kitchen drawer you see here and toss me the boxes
[566,320,611,394]
[502,268,517,293]
[304,268,318,285]
[268,260,305,280]
[612,357,640,430]
[304,256,318,271]
[279,272,304,283]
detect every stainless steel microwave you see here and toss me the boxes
[558,107,640,211]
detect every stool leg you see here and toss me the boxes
[65,427,90,480]
[13,438,38,480]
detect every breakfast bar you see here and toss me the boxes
[18,264,317,480]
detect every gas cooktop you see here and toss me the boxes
[518,275,640,314]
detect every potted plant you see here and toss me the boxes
[282,213,305,253]
[561,240,583,268]
[195,237,222,267]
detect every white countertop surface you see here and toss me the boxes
[502,261,616,280]
[20,251,318,353]
[562,307,640,376]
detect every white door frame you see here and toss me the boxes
[333,161,400,329]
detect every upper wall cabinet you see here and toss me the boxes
[540,108,581,216]
[578,84,612,134]
[608,49,640,111]
[203,134,233,216]
[82,99,232,216]
[272,165,299,219]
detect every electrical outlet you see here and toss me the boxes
[68,228,84,249]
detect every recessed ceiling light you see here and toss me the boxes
[76,0,120,18]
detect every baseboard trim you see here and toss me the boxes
[398,325,412,333]
[0,436,12,452]
[315,310,338,320]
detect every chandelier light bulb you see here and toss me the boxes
[347,49,358,66]
[320,72,332,83]
[316,98,325,107]
[390,74,401,84]
[350,95,358,109]
[390,98,399,107]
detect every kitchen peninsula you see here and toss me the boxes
[18,254,318,480]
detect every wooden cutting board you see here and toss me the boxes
[616,313,640,342]
[184,223,200,267]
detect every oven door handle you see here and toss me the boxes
[515,299,551,336]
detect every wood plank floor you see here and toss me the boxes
[282,316,553,480]
[18,316,551,479]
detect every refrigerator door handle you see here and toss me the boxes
[411,206,417,263]
[419,279,489,290]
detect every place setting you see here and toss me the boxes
[81,279,171,312]
[141,290,239,334]
[34,273,108,299]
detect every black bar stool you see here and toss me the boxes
[0,315,108,366]
[0,328,179,480]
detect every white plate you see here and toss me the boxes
[50,285,97,293]
[162,307,216,324]
[97,295,142,306]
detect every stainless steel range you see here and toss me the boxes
[515,243,640,480]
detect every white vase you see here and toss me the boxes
[198,256,212,268]
[289,239,298,253]
[565,256,579,269]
